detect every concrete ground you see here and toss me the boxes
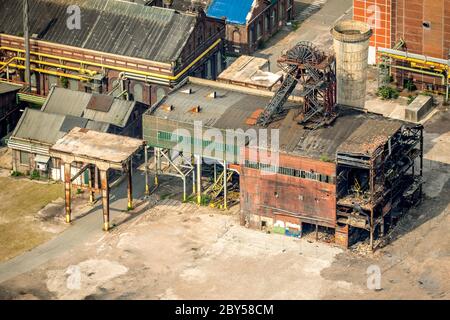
[364,66,445,123]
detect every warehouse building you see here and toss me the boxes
[143,77,423,249]
[0,0,225,104]
[8,87,147,179]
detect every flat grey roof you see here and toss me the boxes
[50,127,144,164]
[147,78,409,160]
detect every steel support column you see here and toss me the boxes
[196,155,202,205]
[154,147,159,186]
[64,162,71,223]
[100,169,110,231]
[127,159,133,210]
[89,164,95,204]
[144,146,150,195]
[223,160,227,210]
[192,157,196,195]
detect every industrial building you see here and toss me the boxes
[353,0,450,96]
[8,87,147,180]
[148,0,295,55]
[140,34,423,249]
[0,0,225,104]
[142,74,423,249]
[0,82,22,140]
[207,0,294,54]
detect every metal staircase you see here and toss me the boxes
[204,170,234,199]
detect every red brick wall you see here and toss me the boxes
[240,150,337,228]
[354,0,450,59]
[354,0,392,53]
[394,0,450,60]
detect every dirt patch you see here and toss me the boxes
[0,147,12,170]
[46,259,128,300]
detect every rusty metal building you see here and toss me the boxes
[142,77,423,249]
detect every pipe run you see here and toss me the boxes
[0,38,222,83]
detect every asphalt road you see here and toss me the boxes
[255,0,353,72]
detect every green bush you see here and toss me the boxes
[320,154,332,163]
[407,95,417,105]
[404,79,417,92]
[11,171,23,177]
[30,170,40,180]
[377,86,399,100]
[60,77,69,89]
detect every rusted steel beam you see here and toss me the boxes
[89,165,95,204]
[70,163,90,183]
[100,169,110,231]
[64,162,72,223]
[127,160,133,210]
[196,155,202,205]
[144,146,149,195]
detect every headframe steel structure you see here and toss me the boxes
[257,41,337,129]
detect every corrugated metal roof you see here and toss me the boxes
[0,0,197,63]
[206,0,255,25]
[10,108,109,146]
[42,87,135,127]
[0,82,22,95]
[12,109,67,145]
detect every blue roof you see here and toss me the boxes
[206,0,254,25]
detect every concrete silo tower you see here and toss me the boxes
[331,20,373,109]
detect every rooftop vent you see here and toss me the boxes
[190,105,201,113]
[161,104,173,112]
[207,91,217,98]
[181,88,192,94]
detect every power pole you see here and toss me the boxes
[23,0,31,91]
